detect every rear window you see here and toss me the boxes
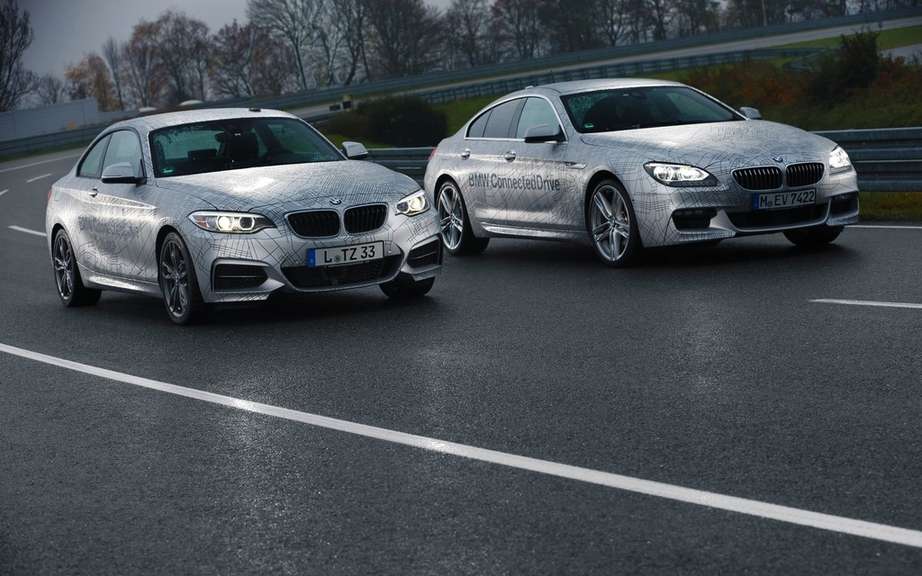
[149,117,342,178]
[482,99,525,139]
[78,135,110,178]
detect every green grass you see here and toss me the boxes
[781,24,922,50]
[859,192,922,221]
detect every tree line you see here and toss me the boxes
[0,0,916,112]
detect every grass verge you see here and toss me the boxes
[782,24,922,51]
[859,191,922,221]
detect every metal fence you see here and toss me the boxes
[368,128,922,192]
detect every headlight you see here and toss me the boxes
[188,211,275,234]
[829,146,852,173]
[395,190,429,217]
[644,162,717,187]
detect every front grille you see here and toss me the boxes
[213,264,268,291]
[406,239,442,268]
[786,162,824,187]
[728,204,827,229]
[282,255,402,289]
[287,210,340,237]
[344,204,387,234]
[733,167,783,190]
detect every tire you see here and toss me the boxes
[380,276,435,300]
[158,232,208,325]
[437,179,489,256]
[784,225,843,247]
[587,179,643,267]
[52,229,101,307]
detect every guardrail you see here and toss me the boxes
[368,128,922,192]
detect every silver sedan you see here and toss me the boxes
[424,79,859,266]
[46,108,441,324]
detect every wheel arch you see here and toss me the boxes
[584,170,628,223]
[155,225,182,270]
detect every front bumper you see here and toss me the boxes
[631,167,860,247]
[182,209,442,304]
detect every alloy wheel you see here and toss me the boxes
[438,184,464,251]
[161,240,190,318]
[53,234,75,300]
[590,185,632,262]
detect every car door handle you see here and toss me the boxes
[460,149,471,160]
[503,150,516,162]
[89,187,99,197]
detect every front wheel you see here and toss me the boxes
[784,225,843,247]
[380,276,435,300]
[587,180,642,267]
[437,180,489,256]
[52,229,101,307]
[159,232,208,325]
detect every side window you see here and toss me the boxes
[77,135,110,178]
[483,99,524,139]
[102,130,143,176]
[516,98,561,139]
[467,110,491,138]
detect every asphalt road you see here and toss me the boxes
[2,153,922,574]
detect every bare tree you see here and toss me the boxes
[313,0,347,86]
[122,20,162,108]
[154,11,211,103]
[102,37,125,109]
[0,0,36,111]
[597,0,631,46]
[365,0,443,78]
[34,74,64,105]
[331,0,370,85]
[445,0,497,68]
[491,0,542,61]
[248,0,323,91]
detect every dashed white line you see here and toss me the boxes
[0,341,921,549]
[849,224,922,231]
[0,189,8,197]
[8,225,46,237]
[25,172,53,183]
[0,153,79,174]
[811,298,922,310]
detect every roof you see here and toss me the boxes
[107,107,298,133]
[535,78,684,95]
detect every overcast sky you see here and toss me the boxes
[22,0,452,77]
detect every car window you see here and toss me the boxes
[102,131,143,176]
[467,110,491,138]
[562,86,742,134]
[483,99,525,139]
[149,117,342,178]
[77,135,110,178]
[515,98,561,139]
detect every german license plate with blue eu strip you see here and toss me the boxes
[308,242,384,268]
[753,189,816,210]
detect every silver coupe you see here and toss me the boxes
[424,79,859,266]
[46,108,442,324]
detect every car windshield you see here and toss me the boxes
[561,86,742,134]
[149,117,342,177]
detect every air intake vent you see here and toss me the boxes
[287,210,340,237]
[733,167,783,190]
[344,204,387,234]
[786,162,824,187]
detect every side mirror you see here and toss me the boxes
[740,106,762,120]
[524,124,563,144]
[101,162,143,185]
[342,141,369,160]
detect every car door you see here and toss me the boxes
[89,129,159,281]
[503,96,577,232]
[457,98,525,227]
[66,134,111,275]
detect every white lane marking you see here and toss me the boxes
[0,154,79,174]
[0,189,7,197]
[811,299,922,310]
[25,173,53,183]
[8,225,46,237]
[1,343,921,549]
[849,225,922,231]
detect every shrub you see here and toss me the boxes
[808,30,880,106]
[324,96,448,147]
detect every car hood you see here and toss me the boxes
[155,160,420,212]
[579,120,835,168]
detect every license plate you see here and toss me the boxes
[308,242,383,267]
[753,189,816,210]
